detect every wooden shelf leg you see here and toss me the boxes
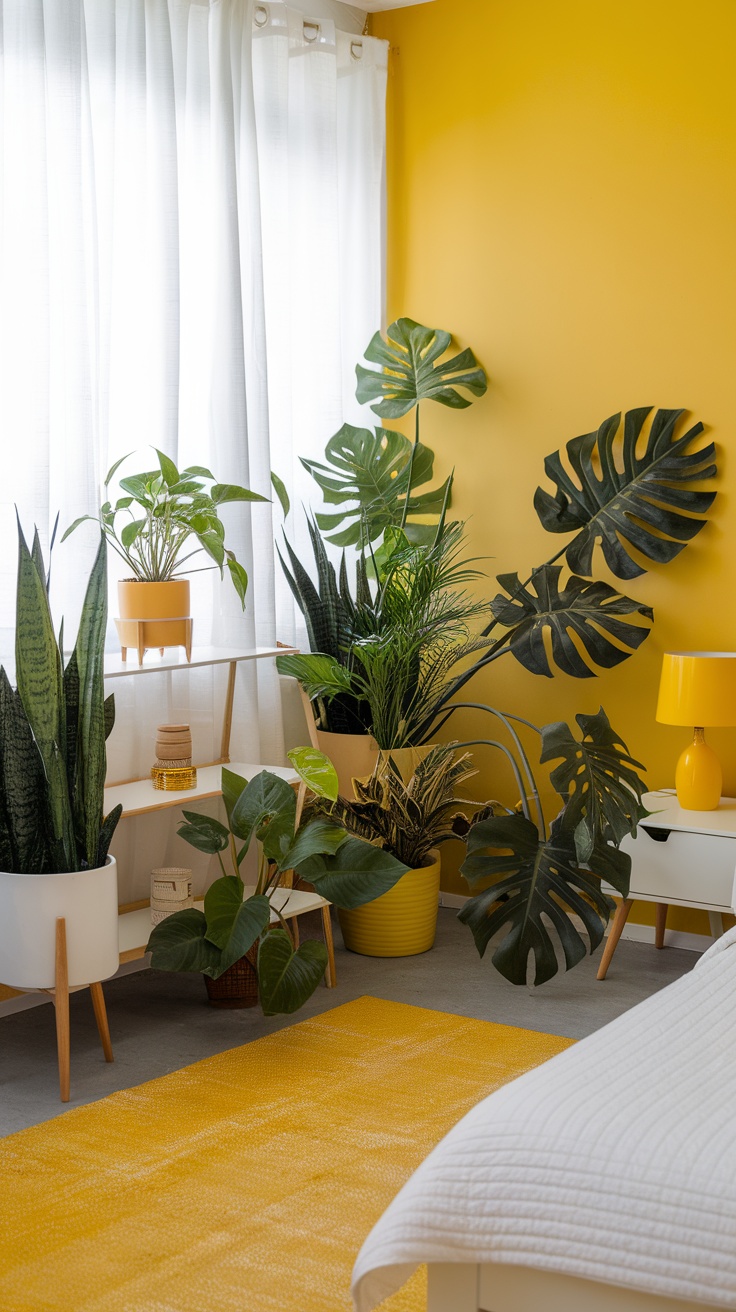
[709,910,725,940]
[219,660,237,763]
[136,621,145,667]
[322,905,337,988]
[597,898,633,981]
[54,918,71,1103]
[655,903,668,949]
[90,982,114,1063]
[184,618,193,664]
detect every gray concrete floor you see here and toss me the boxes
[0,909,698,1136]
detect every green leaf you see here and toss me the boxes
[104,452,133,486]
[196,532,225,568]
[229,770,297,860]
[220,894,272,972]
[534,407,716,581]
[210,483,268,505]
[301,423,445,549]
[154,448,180,488]
[279,819,347,871]
[540,708,647,862]
[61,514,97,543]
[15,520,74,869]
[178,810,231,855]
[491,565,653,678]
[297,837,407,909]
[287,747,339,801]
[97,804,122,867]
[221,767,248,832]
[121,519,146,549]
[204,874,245,949]
[118,475,154,505]
[459,815,628,986]
[356,318,487,419]
[226,556,248,609]
[270,471,290,517]
[104,693,115,741]
[71,533,110,867]
[257,930,328,1016]
[146,908,223,977]
[182,465,215,480]
[0,668,49,872]
[276,653,355,702]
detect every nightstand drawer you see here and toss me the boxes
[621,826,736,908]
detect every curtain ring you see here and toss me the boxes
[303,20,320,43]
[350,40,363,60]
[254,4,268,27]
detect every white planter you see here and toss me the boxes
[0,857,119,990]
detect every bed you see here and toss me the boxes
[352,929,736,1312]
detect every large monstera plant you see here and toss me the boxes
[287,317,718,985]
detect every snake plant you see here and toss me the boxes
[0,521,121,874]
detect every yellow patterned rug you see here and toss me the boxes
[0,996,571,1312]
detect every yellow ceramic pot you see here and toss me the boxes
[116,579,192,663]
[338,849,441,957]
[315,729,379,799]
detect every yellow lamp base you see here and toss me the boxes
[675,728,722,810]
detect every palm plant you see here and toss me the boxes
[0,521,121,874]
[278,522,492,748]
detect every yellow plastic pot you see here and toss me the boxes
[116,579,192,663]
[338,850,441,957]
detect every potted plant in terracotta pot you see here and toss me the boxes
[0,522,122,1100]
[308,744,478,958]
[63,448,268,663]
[146,750,409,1012]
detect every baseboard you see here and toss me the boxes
[438,893,711,954]
[0,957,150,1020]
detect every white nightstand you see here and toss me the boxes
[597,789,736,980]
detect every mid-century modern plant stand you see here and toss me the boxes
[597,788,736,980]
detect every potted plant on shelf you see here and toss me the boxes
[310,744,478,957]
[146,750,409,1013]
[63,448,269,663]
[0,522,123,1100]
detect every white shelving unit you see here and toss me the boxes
[105,644,298,964]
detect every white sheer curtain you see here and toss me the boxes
[0,0,387,900]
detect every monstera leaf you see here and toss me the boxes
[541,708,646,862]
[490,565,653,678]
[356,318,487,419]
[534,407,716,580]
[301,423,450,548]
[459,814,631,986]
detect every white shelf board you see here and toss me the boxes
[120,888,328,960]
[642,789,736,838]
[106,761,299,819]
[103,645,294,679]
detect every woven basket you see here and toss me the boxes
[204,946,259,1009]
[150,869,193,925]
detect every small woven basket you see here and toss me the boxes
[150,868,193,925]
[204,947,259,1009]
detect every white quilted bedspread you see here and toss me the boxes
[352,929,736,1311]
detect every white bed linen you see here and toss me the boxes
[352,929,736,1311]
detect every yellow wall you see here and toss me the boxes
[373,0,736,932]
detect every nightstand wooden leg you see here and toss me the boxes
[597,898,633,980]
[322,905,337,988]
[708,911,725,940]
[90,982,114,1063]
[655,903,668,949]
[54,918,71,1103]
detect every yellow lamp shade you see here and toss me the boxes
[656,652,736,728]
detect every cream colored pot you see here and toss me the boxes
[0,857,119,990]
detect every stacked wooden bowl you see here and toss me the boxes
[151,723,197,790]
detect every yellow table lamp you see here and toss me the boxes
[657,652,736,810]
